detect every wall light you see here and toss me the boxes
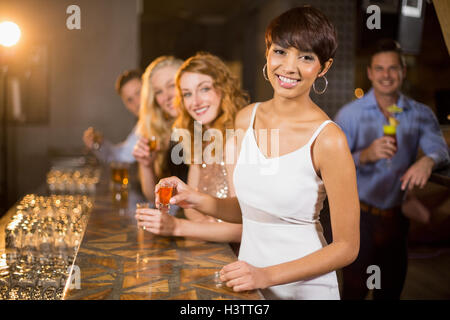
[0,21,21,47]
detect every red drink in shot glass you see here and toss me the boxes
[158,185,173,209]
[149,136,157,152]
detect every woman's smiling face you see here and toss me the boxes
[151,65,179,118]
[179,72,222,126]
[267,44,327,99]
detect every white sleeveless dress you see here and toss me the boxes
[233,103,340,300]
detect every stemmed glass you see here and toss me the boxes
[2,194,93,300]
[383,123,397,169]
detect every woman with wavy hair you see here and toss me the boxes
[136,52,249,247]
[133,56,188,203]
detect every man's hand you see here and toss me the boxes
[400,156,435,191]
[359,136,397,164]
[83,127,103,150]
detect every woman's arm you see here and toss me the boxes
[221,123,360,291]
[177,220,242,242]
[157,152,242,223]
[183,164,217,222]
[158,105,254,223]
[133,136,157,202]
[138,164,157,202]
[137,157,243,242]
[155,140,243,222]
[136,207,242,242]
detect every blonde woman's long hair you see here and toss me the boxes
[137,56,183,179]
[173,52,249,163]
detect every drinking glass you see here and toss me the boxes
[382,124,397,168]
[136,202,150,209]
[213,271,224,288]
[158,182,173,211]
[149,136,158,152]
[136,202,150,230]
[110,162,129,189]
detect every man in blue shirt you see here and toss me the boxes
[82,69,141,163]
[335,39,449,299]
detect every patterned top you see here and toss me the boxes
[197,162,229,199]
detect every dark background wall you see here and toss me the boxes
[139,0,356,118]
[355,0,450,120]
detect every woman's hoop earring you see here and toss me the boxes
[313,76,328,95]
[262,64,269,81]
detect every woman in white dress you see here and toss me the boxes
[155,6,359,299]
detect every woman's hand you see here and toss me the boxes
[133,136,158,167]
[135,208,178,236]
[220,261,270,292]
[155,176,204,210]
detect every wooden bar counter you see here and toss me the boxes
[429,163,450,188]
[64,168,263,300]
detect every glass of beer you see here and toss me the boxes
[110,162,129,188]
[158,182,173,210]
[110,162,129,211]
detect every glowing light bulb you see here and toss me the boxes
[0,21,21,47]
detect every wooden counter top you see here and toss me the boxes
[64,170,263,300]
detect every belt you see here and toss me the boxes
[360,201,400,218]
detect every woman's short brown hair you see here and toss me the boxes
[265,5,338,67]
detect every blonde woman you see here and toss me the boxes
[136,53,248,248]
[132,56,188,203]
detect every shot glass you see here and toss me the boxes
[158,182,173,211]
[136,202,150,230]
[149,136,158,152]
[214,271,224,287]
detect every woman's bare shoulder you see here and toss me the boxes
[315,121,350,154]
[235,103,258,131]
